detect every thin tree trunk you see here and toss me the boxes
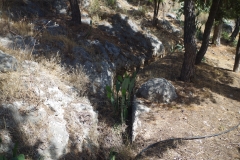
[153,0,162,26]
[212,19,223,46]
[229,17,240,42]
[233,33,240,72]
[180,0,197,82]
[69,0,81,24]
[195,0,221,65]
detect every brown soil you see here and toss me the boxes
[133,40,240,159]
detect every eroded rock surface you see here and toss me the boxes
[0,50,18,72]
[136,78,177,103]
[0,61,98,159]
[98,14,165,59]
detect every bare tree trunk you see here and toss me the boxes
[180,0,197,82]
[69,0,81,24]
[233,33,240,72]
[212,19,223,46]
[195,0,221,65]
[152,0,162,26]
[229,17,240,42]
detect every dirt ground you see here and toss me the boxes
[133,40,240,159]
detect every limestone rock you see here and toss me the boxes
[223,20,235,34]
[53,0,68,15]
[136,78,177,103]
[0,50,18,72]
[166,13,177,19]
[158,19,183,36]
[98,14,165,59]
[0,61,98,159]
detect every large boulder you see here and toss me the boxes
[0,50,18,72]
[136,78,177,103]
[98,14,165,59]
[158,19,183,37]
[223,20,235,34]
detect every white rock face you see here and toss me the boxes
[0,61,98,159]
[132,97,150,142]
[0,50,18,72]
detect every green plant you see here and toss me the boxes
[170,43,184,53]
[222,31,230,41]
[106,72,136,124]
[230,39,238,47]
[89,0,100,15]
[106,0,116,8]
[108,150,117,160]
[0,139,25,160]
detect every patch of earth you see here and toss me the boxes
[133,43,240,159]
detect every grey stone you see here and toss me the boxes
[53,0,68,15]
[136,78,177,103]
[0,50,18,72]
[166,13,176,19]
[105,41,121,58]
[145,33,165,57]
[0,36,36,52]
[90,40,110,61]
[72,46,92,62]
[81,0,90,9]
[223,20,235,33]
[82,17,92,25]
[132,97,151,142]
[158,19,183,36]
[6,1,46,20]
[98,14,165,60]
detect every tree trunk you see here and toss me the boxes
[152,0,162,26]
[69,0,81,24]
[195,0,221,65]
[229,17,240,42]
[212,19,223,46]
[233,33,240,72]
[180,0,197,82]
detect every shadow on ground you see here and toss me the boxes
[134,138,185,160]
[137,50,240,108]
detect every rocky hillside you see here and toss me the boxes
[0,0,239,160]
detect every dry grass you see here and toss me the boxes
[38,55,89,96]
[11,20,34,36]
[89,0,101,16]
[40,31,77,53]
[0,17,34,36]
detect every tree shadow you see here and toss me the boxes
[134,138,185,159]
[194,63,240,102]
[136,50,240,109]
[0,105,45,159]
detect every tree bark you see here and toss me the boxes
[152,0,162,26]
[195,0,221,65]
[229,17,240,42]
[69,0,81,24]
[233,33,240,72]
[180,0,197,82]
[212,18,223,46]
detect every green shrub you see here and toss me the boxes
[0,138,25,160]
[106,0,116,8]
[106,72,136,124]
[221,31,230,41]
